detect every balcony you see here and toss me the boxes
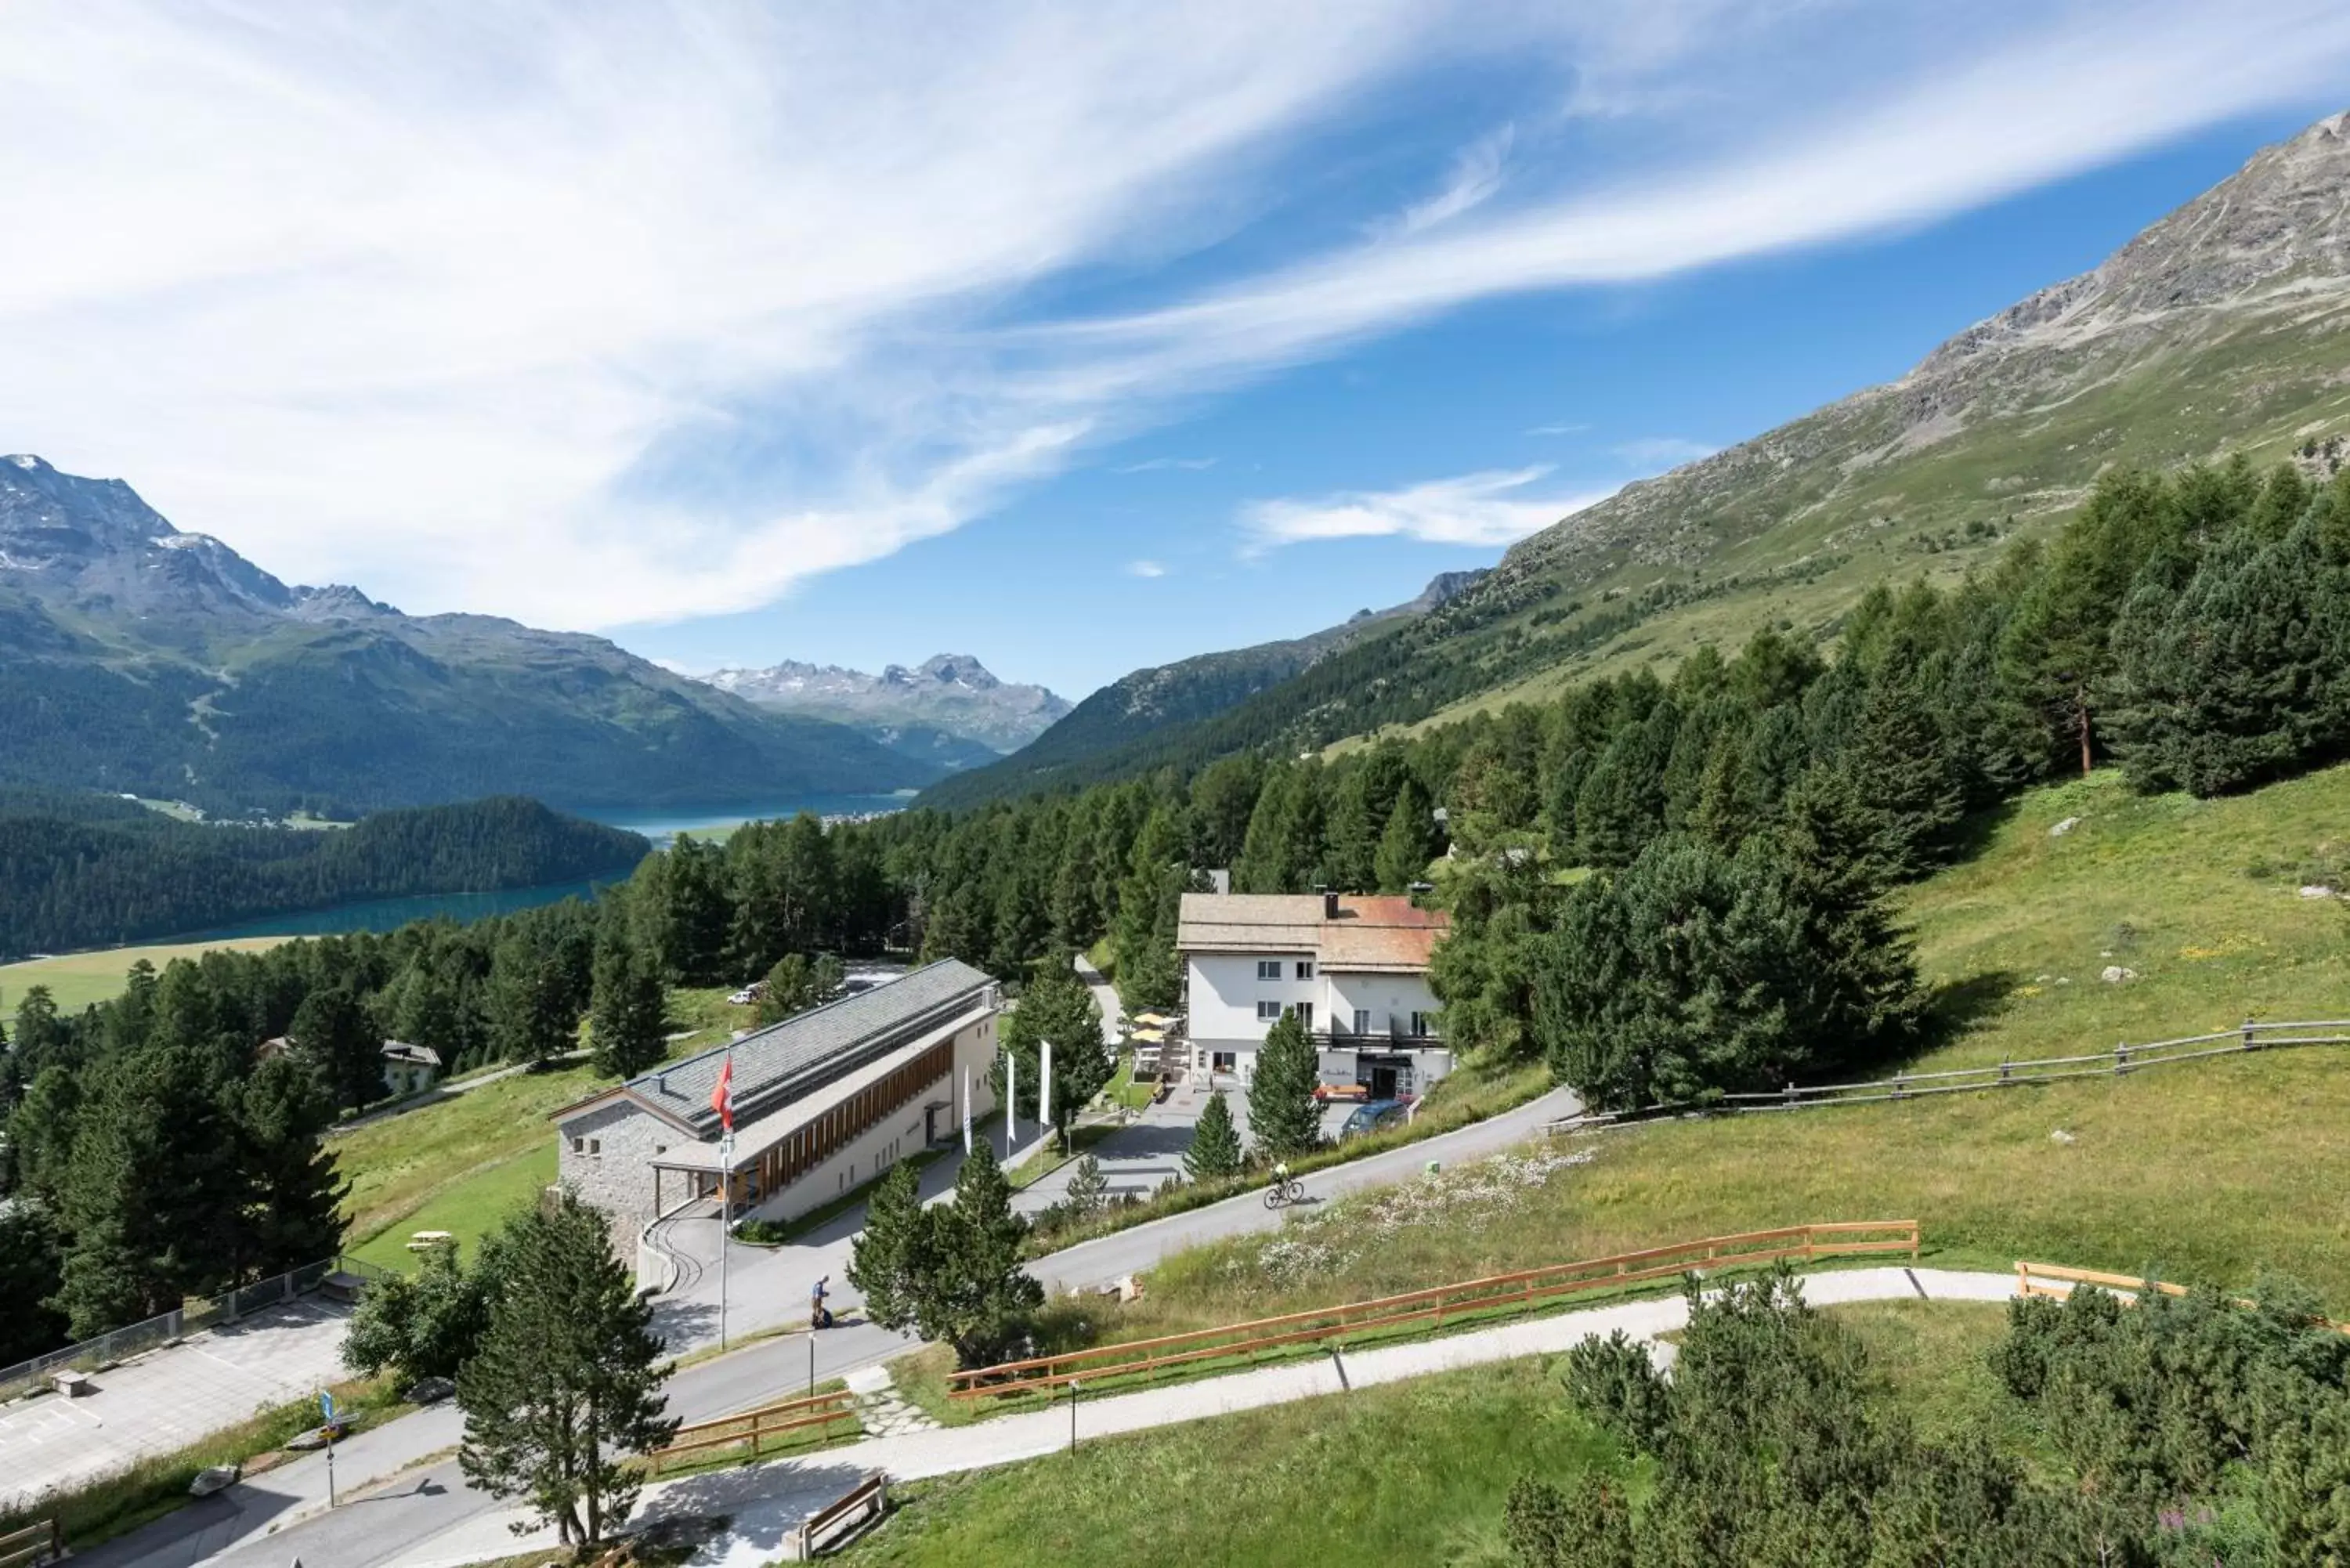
[1316,1014,1443,1048]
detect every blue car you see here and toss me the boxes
[1340,1099,1407,1140]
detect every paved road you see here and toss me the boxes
[392,1265,2017,1568]
[88,1081,1575,1568]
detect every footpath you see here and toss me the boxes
[384,1265,2023,1568]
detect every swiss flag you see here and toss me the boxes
[710,1055,735,1133]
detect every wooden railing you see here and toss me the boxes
[2016,1261,2350,1335]
[1718,1020,2350,1111]
[950,1219,1921,1401]
[645,1389,861,1475]
[0,1520,60,1568]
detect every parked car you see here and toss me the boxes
[1340,1100,1408,1140]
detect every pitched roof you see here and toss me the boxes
[1176,893,1447,972]
[552,957,996,1136]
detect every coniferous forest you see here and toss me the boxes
[5,454,2350,1364]
[0,794,649,958]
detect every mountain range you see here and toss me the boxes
[0,457,938,816]
[916,568,1488,808]
[703,653,1070,771]
[930,108,2350,805]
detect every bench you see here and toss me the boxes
[780,1471,888,1560]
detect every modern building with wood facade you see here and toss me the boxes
[550,958,1001,1236]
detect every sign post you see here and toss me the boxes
[320,1389,338,1507]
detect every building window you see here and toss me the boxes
[587,1138,601,1156]
[1409,1011,1433,1038]
[1256,959,1281,981]
[1353,1008,1371,1036]
[569,1136,584,1154]
[1257,1000,1282,1021]
[1295,960,1314,980]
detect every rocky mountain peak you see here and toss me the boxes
[1917,106,2350,380]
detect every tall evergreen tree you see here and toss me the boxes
[1184,1089,1243,1181]
[844,1159,927,1331]
[996,958,1109,1141]
[291,982,379,1115]
[1575,700,1679,868]
[234,1053,346,1275]
[863,1144,1043,1367]
[1248,1010,1321,1160]
[1374,778,1441,892]
[588,928,666,1080]
[490,936,577,1064]
[456,1190,674,1546]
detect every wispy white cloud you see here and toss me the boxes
[1115,457,1219,473]
[1612,435,1716,466]
[1394,125,1514,235]
[1242,468,1614,551]
[1525,421,1592,436]
[2,2,2346,630]
[1126,558,1170,577]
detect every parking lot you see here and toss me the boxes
[0,1297,354,1508]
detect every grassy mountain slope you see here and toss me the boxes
[918,569,1486,807]
[863,762,2350,1564]
[0,457,936,815]
[950,111,2350,787]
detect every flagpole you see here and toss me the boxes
[719,1125,732,1352]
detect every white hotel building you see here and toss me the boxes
[1177,891,1453,1100]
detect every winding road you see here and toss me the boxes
[82,1082,1578,1568]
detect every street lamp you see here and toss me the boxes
[1068,1379,1082,1455]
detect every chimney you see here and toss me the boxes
[1323,890,1340,919]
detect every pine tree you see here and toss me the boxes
[1831,670,1965,880]
[456,1190,674,1546]
[490,937,577,1064]
[1575,700,1679,868]
[234,1053,346,1275]
[2106,521,2348,796]
[1374,778,1440,892]
[292,982,381,1115]
[0,1202,67,1365]
[846,1159,929,1331]
[915,1144,1044,1367]
[588,932,666,1080]
[1184,1089,1243,1181]
[1063,1153,1110,1217]
[1248,1010,1321,1160]
[998,959,1109,1140]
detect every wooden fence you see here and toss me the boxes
[2016,1261,2350,1335]
[645,1389,862,1475]
[0,1520,60,1568]
[1545,1021,2350,1134]
[949,1219,1920,1402]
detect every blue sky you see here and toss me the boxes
[4,3,2348,700]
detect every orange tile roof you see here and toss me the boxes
[1176,892,1447,971]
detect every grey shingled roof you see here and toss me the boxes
[623,958,995,1136]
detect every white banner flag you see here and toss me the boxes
[1039,1039,1053,1130]
[1006,1048,1017,1158]
[961,1066,972,1154]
